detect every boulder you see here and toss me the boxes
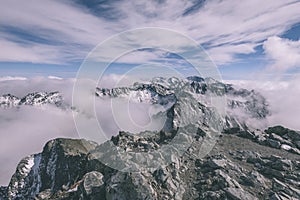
[225,187,258,200]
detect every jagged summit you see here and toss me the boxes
[0,94,20,108]
[96,76,269,130]
[1,77,269,124]
[0,92,66,109]
[186,76,205,82]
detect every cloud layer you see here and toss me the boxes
[227,77,300,131]
[0,76,167,185]
[0,77,76,185]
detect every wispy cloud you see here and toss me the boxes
[116,0,300,65]
[0,76,27,82]
[0,0,299,66]
[0,0,121,63]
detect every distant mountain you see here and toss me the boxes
[96,76,269,131]
[2,76,299,200]
[0,92,65,108]
[1,76,269,131]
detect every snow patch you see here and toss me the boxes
[22,155,34,175]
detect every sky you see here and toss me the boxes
[0,0,299,80]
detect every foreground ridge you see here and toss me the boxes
[1,125,299,200]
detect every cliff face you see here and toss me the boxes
[1,139,97,200]
[1,77,299,200]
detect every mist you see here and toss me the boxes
[0,76,169,185]
[227,78,300,131]
[0,105,77,186]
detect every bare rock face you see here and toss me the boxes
[1,77,299,200]
[2,129,300,200]
[224,125,300,155]
[0,187,7,200]
[2,138,97,200]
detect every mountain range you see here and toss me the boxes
[0,76,299,200]
[0,92,65,108]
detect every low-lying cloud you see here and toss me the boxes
[227,77,300,131]
[0,77,78,186]
[0,105,77,186]
[0,76,168,185]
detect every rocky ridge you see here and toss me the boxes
[96,76,269,131]
[1,76,299,200]
[1,125,299,200]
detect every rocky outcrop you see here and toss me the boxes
[224,125,300,155]
[3,139,97,200]
[2,126,299,200]
[0,187,7,200]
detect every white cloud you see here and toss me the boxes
[0,0,300,65]
[0,77,92,185]
[0,39,67,64]
[207,43,256,64]
[48,75,63,80]
[97,73,141,88]
[0,76,27,82]
[0,77,77,186]
[263,36,300,71]
[0,0,121,64]
[113,50,166,65]
[116,0,300,65]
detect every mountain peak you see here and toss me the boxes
[186,76,205,82]
[0,92,66,108]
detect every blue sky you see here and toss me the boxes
[0,0,300,80]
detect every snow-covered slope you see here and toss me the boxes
[0,92,66,109]
[0,94,20,108]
